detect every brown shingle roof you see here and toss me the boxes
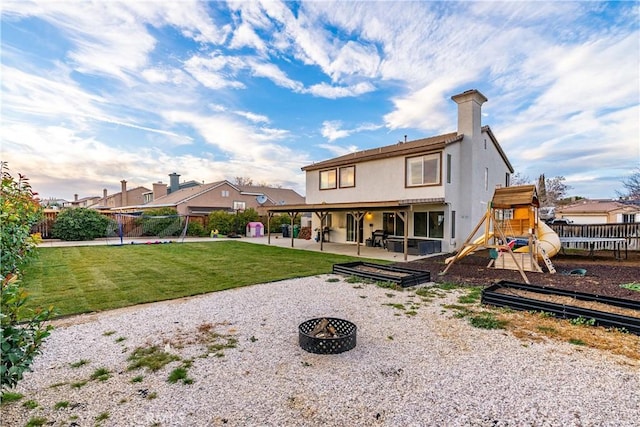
[301,132,462,171]
[145,181,226,206]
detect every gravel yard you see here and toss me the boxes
[2,275,639,427]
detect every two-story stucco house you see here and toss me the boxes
[271,90,513,256]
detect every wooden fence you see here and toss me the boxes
[550,222,640,251]
[32,211,207,239]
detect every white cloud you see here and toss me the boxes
[233,110,269,124]
[229,21,267,52]
[246,59,303,91]
[321,121,350,142]
[183,54,246,90]
[307,81,375,99]
[321,120,383,142]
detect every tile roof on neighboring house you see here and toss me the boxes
[558,200,640,214]
[238,185,304,205]
[144,181,226,207]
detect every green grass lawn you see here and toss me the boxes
[21,241,376,318]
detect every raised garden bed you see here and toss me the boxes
[332,261,431,287]
[482,280,640,335]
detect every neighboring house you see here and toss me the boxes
[64,194,102,208]
[556,200,640,224]
[270,89,514,253]
[143,173,221,203]
[95,180,150,209]
[122,179,304,216]
[39,197,68,209]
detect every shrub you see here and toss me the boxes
[52,208,109,241]
[186,221,206,237]
[267,214,300,233]
[1,164,54,394]
[207,211,234,235]
[207,208,261,236]
[138,207,182,237]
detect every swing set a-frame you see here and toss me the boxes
[440,185,558,284]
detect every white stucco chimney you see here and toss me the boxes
[120,180,128,207]
[451,89,487,139]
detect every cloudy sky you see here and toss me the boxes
[1,1,638,201]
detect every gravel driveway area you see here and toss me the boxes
[3,275,639,426]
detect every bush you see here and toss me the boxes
[138,208,182,237]
[1,164,54,394]
[52,208,109,241]
[208,208,260,236]
[186,221,206,237]
[207,211,234,235]
[267,214,300,233]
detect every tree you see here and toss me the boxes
[510,172,531,186]
[1,163,53,393]
[617,167,640,200]
[234,177,253,186]
[537,174,548,206]
[52,207,110,241]
[545,176,571,206]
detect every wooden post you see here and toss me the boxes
[352,211,365,256]
[289,211,298,248]
[314,211,328,251]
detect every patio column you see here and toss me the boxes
[314,211,329,251]
[288,211,298,248]
[396,210,409,261]
[351,211,365,256]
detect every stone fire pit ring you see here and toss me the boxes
[298,317,357,354]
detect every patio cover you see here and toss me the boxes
[266,201,412,260]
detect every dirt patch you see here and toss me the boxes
[399,249,640,302]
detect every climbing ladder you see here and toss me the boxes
[533,236,556,274]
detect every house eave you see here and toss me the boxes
[301,133,462,172]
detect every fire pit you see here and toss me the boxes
[298,317,357,354]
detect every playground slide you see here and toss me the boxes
[445,232,494,264]
[514,220,561,259]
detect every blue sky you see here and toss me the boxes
[1,1,638,201]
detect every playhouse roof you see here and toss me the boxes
[492,185,539,209]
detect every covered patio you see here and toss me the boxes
[266,201,415,261]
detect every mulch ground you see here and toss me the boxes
[396,249,640,302]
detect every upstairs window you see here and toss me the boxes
[406,153,441,187]
[319,169,337,190]
[339,166,355,188]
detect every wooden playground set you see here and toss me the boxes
[441,185,561,284]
